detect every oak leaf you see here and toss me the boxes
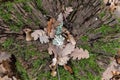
[102,60,120,80]
[60,43,75,57]
[64,65,73,74]
[57,13,63,23]
[70,47,89,60]
[57,56,70,65]
[31,30,49,43]
[47,18,56,36]
[63,7,73,18]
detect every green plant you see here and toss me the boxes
[2,38,13,49]
[16,61,30,80]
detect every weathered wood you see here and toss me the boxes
[0,0,119,51]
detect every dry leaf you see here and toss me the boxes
[48,43,75,65]
[47,18,56,36]
[57,13,63,23]
[70,47,89,60]
[49,29,56,38]
[0,64,7,74]
[48,43,62,57]
[0,52,11,63]
[31,30,49,43]
[57,56,70,65]
[111,71,120,80]
[64,65,73,74]
[115,55,120,64]
[112,71,120,76]
[51,70,57,77]
[60,43,75,57]
[63,7,73,18]
[67,34,76,45]
[115,49,120,64]
[62,27,76,45]
[102,60,120,80]
[0,75,12,80]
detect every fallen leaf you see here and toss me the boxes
[51,70,57,77]
[115,55,120,64]
[102,60,120,80]
[67,34,76,45]
[31,30,49,43]
[62,27,76,45]
[57,13,63,23]
[47,18,56,36]
[64,65,73,74]
[70,47,89,60]
[48,43,62,57]
[58,56,70,65]
[0,64,7,74]
[0,52,11,63]
[60,43,75,57]
[115,49,120,64]
[63,7,73,18]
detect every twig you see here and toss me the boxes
[57,65,60,80]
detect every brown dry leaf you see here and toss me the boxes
[0,75,12,80]
[67,34,76,45]
[0,52,11,63]
[49,29,56,38]
[62,27,76,45]
[114,6,120,18]
[115,49,120,64]
[0,64,7,74]
[47,18,56,36]
[115,55,120,64]
[57,56,70,65]
[63,7,73,18]
[112,71,120,76]
[48,43,75,65]
[48,43,62,57]
[60,43,75,57]
[31,30,49,43]
[102,60,120,80]
[51,70,57,77]
[70,47,89,60]
[64,65,73,74]
[57,13,63,23]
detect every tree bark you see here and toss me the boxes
[0,0,119,53]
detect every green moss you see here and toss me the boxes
[93,40,120,55]
[23,3,32,12]
[36,0,48,15]
[2,38,14,49]
[80,35,89,42]
[14,0,30,3]
[99,11,106,18]
[72,55,102,80]
[93,25,120,36]
[36,0,42,9]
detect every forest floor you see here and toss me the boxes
[0,0,120,80]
